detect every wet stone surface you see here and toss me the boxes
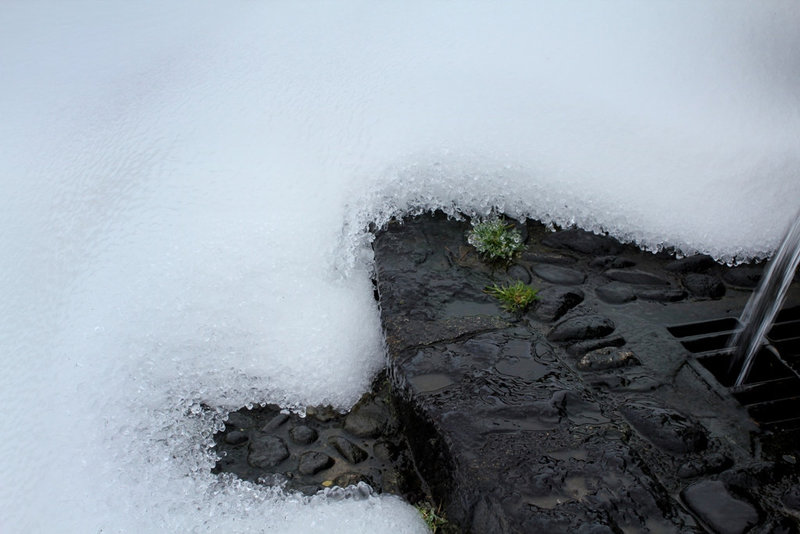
[211,376,426,500]
[373,212,800,533]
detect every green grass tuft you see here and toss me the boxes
[415,501,450,533]
[485,281,539,314]
[467,218,525,265]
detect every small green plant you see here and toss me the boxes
[467,218,525,265]
[485,280,539,314]
[415,501,449,533]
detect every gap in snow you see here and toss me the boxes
[1,1,799,532]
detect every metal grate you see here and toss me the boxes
[668,306,800,430]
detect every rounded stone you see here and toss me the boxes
[604,269,668,285]
[683,273,726,298]
[261,413,289,432]
[248,435,289,468]
[576,348,639,371]
[541,229,623,255]
[224,430,249,445]
[531,287,584,322]
[547,315,615,342]
[344,407,388,438]
[665,254,716,273]
[531,264,586,285]
[289,425,318,445]
[298,451,334,475]
[681,480,758,534]
[596,282,637,304]
[636,287,687,302]
[506,264,532,284]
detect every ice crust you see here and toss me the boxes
[1,1,799,532]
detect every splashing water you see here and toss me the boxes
[1,2,799,532]
[730,209,800,387]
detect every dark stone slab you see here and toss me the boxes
[329,436,368,464]
[547,315,615,342]
[248,435,289,468]
[542,228,623,255]
[621,402,707,455]
[665,254,716,273]
[681,480,758,534]
[605,269,669,285]
[683,273,726,298]
[637,286,687,302]
[531,287,584,322]
[677,453,733,479]
[531,264,586,285]
[298,451,334,475]
[723,265,764,288]
[521,250,577,264]
[289,425,318,445]
[261,413,289,432]
[344,404,388,438]
[596,282,637,304]
[506,264,531,284]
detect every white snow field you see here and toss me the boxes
[1,2,798,532]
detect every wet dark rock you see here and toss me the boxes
[566,336,626,357]
[621,402,707,454]
[521,250,577,264]
[590,255,636,269]
[288,425,318,445]
[596,282,637,304]
[248,435,289,468]
[605,269,669,285]
[723,265,764,288]
[224,430,249,445]
[547,314,615,342]
[506,264,531,284]
[677,453,733,478]
[665,254,716,273]
[329,436,368,464]
[334,472,373,488]
[225,412,253,429]
[531,287,585,322]
[681,480,758,534]
[344,405,388,438]
[542,229,623,255]
[683,273,726,298]
[637,286,687,302]
[781,484,800,510]
[261,413,289,432]
[576,348,639,371]
[298,451,334,475]
[531,264,586,285]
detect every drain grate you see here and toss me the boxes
[668,306,800,430]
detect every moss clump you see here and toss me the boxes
[485,281,539,314]
[415,501,451,533]
[467,218,525,265]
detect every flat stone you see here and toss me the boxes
[722,265,763,288]
[665,254,716,273]
[636,287,687,302]
[596,282,637,304]
[531,287,585,322]
[329,436,368,464]
[334,472,372,488]
[248,435,289,468]
[289,425,318,444]
[566,336,626,357]
[520,251,577,264]
[261,413,289,432]
[344,405,388,438]
[605,269,669,285]
[542,229,623,255]
[531,264,586,285]
[547,315,615,342]
[621,402,707,454]
[506,264,531,284]
[224,430,249,445]
[681,480,758,534]
[683,273,726,298]
[298,451,334,475]
[576,348,639,371]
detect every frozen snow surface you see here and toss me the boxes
[1,1,798,532]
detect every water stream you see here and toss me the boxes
[731,209,800,387]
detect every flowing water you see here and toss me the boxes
[731,210,800,387]
[1,2,799,533]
